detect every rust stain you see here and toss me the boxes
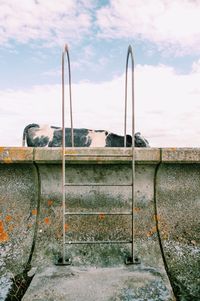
[0,220,9,242]
[5,215,12,222]
[47,200,53,206]
[32,209,37,215]
[99,213,105,220]
[44,217,51,225]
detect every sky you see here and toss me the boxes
[0,0,200,147]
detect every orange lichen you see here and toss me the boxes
[151,226,157,233]
[3,157,12,164]
[27,223,32,229]
[44,217,51,225]
[0,147,5,153]
[47,200,53,206]
[153,214,161,221]
[133,207,141,213]
[99,213,105,220]
[5,215,12,222]
[146,226,157,238]
[8,225,14,232]
[32,209,37,215]
[146,231,151,238]
[64,224,69,231]
[169,148,177,151]
[0,220,9,242]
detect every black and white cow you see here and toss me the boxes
[22,123,149,147]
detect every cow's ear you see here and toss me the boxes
[126,135,132,146]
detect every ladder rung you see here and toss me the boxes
[65,240,132,244]
[64,183,132,187]
[64,154,132,157]
[64,211,132,215]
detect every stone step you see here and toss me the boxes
[22,265,175,301]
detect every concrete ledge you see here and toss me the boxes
[162,148,200,163]
[0,147,33,163]
[1,147,200,164]
[34,147,161,164]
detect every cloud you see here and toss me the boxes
[0,0,92,47]
[1,0,200,56]
[96,0,200,55]
[1,62,200,147]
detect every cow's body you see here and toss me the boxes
[22,123,149,147]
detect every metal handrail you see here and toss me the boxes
[61,44,74,265]
[124,45,137,263]
[62,44,74,147]
[124,45,134,147]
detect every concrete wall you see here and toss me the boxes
[0,147,200,299]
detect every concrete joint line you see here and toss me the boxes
[153,148,176,297]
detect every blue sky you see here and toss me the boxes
[0,0,200,146]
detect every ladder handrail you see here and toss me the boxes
[62,44,74,147]
[61,44,74,264]
[124,45,136,263]
[124,45,134,147]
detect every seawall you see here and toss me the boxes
[0,147,199,300]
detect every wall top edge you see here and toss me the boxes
[0,147,200,163]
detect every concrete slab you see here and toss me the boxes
[162,148,200,163]
[22,265,175,301]
[34,147,161,164]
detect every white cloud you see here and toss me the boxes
[1,0,200,55]
[0,0,92,46]
[96,0,200,55]
[1,62,200,147]
[192,59,200,73]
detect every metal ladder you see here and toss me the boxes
[58,44,139,265]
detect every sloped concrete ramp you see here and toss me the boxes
[23,265,175,301]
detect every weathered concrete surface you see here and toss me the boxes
[22,265,175,301]
[0,163,38,301]
[157,163,200,300]
[162,147,200,163]
[34,147,161,164]
[31,163,163,268]
[0,147,200,300]
[0,147,33,163]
